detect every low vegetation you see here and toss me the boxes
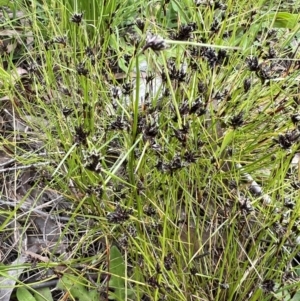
[0,0,300,300]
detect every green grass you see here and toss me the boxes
[0,0,300,300]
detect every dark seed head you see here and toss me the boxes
[229,112,244,128]
[70,12,83,25]
[136,18,145,31]
[291,114,300,124]
[143,33,167,52]
[243,78,251,92]
[261,279,275,293]
[62,107,74,117]
[247,56,259,71]
[76,62,89,76]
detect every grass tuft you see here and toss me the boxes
[0,0,300,301]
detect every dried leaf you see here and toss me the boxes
[0,254,27,301]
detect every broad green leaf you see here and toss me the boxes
[109,288,135,301]
[118,58,128,74]
[34,287,53,301]
[170,0,180,12]
[109,245,125,298]
[56,274,98,301]
[217,129,234,157]
[108,246,135,300]
[109,34,119,52]
[170,0,189,22]
[264,12,300,28]
[16,287,36,301]
[292,291,300,301]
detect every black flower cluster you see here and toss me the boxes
[275,130,300,149]
[106,205,133,224]
[170,23,197,41]
[201,47,229,68]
